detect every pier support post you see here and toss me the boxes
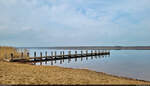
[60,51,62,64]
[27,52,29,60]
[45,51,47,60]
[81,50,83,56]
[75,51,77,61]
[27,52,29,57]
[68,51,71,57]
[21,52,23,58]
[62,51,64,58]
[62,51,64,62]
[91,50,93,55]
[40,52,42,61]
[86,50,88,56]
[54,51,57,63]
[75,51,77,57]
[10,53,13,61]
[34,52,36,61]
[51,51,53,59]
[60,51,62,57]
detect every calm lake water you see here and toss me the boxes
[28,50,150,81]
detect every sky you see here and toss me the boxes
[0,0,150,47]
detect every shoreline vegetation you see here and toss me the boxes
[0,46,28,61]
[0,46,150,85]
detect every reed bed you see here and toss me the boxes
[0,46,28,61]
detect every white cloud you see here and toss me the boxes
[0,0,150,46]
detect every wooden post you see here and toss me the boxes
[60,51,62,64]
[60,52,62,64]
[10,53,13,61]
[40,52,42,60]
[62,51,64,58]
[62,51,64,62]
[34,52,36,61]
[54,51,57,59]
[86,50,88,56]
[81,50,83,56]
[45,51,47,60]
[27,52,29,60]
[108,50,110,55]
[68,51,71,57]
[91,50,93,55]
[54,51,57,63]
[21,52,23,58]
[51,51,53,59]
[60,51,62,57]
[74,51,77,61]
[27,52,29,57]
[75,51,77,57]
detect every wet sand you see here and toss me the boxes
[0,61,150,85]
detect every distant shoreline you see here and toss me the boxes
[16,46,150,50]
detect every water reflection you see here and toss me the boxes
[34,54,110,66]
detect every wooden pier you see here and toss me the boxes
[9,50,110,63]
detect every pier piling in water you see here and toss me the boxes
[45,51,47,60]
[86,50,88,56]
[81,50,83,56]
[40,52,42,60]
[9,49,110,62]
[75,51,77,57]
[62,51,64,62]
[34,52,36,61]
[51,51,53,59]
[91,50,93,55]
[21,52,23,58]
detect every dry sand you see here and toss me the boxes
[0,61,150,85]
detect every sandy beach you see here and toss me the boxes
[0,61,150,85]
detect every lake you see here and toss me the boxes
[28,49,150,81]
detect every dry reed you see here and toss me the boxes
[0,46,28,61]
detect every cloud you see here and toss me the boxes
[0,0,150,46]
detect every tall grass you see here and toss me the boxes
[0,46,28,61]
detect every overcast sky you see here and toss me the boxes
[0,0,150,47]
